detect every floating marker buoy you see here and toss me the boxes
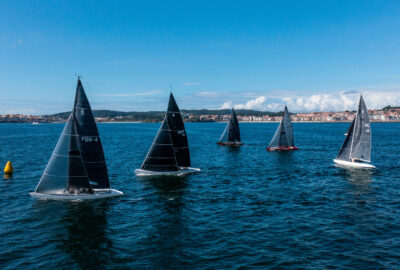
[4,161,13,175]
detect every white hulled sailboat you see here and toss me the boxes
[333,95,375,169]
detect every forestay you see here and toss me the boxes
[166,93,191,167]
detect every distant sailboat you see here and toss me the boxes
[217,108,243,146]
[30,79,123,199]
[267,106,298,151]
[135,93,200,176]
[333,95,375,168]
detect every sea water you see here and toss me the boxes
[0,122,399,269]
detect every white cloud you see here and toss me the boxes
[221,101,232,109]
[235,96,266,110]
[217,90,400,112]
[277,90,400,112]
[221,96,267,110]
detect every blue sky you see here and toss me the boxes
[1,0,400,114]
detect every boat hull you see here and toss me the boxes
[333,159,375,169]
[29,189,123,200]
[267,146,298,151]
[135,167,200,176]
[217,142,244,146]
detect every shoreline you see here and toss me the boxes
[94,120,400,124]
[1,120,400,124]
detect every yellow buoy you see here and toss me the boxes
[4,161,13,174]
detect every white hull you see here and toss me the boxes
[135,167,200,176]
[333,159,375,169]
[29,188,123,200]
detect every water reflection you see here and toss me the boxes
[142,176,189,268]
[336,167,377,261]
[58,201,112,269]
[341,168,374,195]
[3,173,13,180]
[267,151,298,179]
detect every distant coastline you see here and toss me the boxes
[2,120,399,124]
[1,106,399,123]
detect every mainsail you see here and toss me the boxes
[337,95,371,162]
[218,108,241,143]
[268,106,294,148]
[35,115,93,195]
[140,117,179,172]
[73,79,110,189]
[166,93,190,167]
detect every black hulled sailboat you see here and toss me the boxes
[218,108,243,146]
[267,106,298,151]
[333,95,374,168]
[135,93,200,176]
[30,79,123,199]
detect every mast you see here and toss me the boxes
[348,101,358,161]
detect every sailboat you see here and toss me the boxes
[30,79,123,200]
[267,106,298,151]
[135,93,200,176]
[217,108,243,146]
[333,95,375,168]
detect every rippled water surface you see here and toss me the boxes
[0,122,399,269]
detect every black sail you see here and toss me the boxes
[268,106,293,148]
[67,118,93,194]
[336,95,371,162]
[283,106,294,147]
[73,79,110,189]
[218,108,241,143]
[268,121,283,148]
[228,108,241,142]
[336,118,355,161]
[141,117,179,171]
[350,95,371,162]
[35,115,93,195]
[278,120,289,147]
[166,93,190,167]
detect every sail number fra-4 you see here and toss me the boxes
[81,136,99,142]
